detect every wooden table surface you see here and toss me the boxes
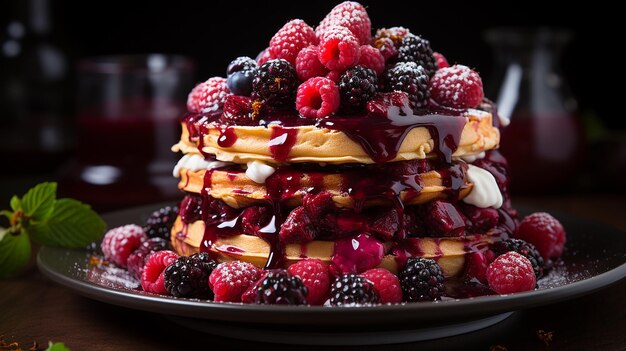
[1,195,625,351]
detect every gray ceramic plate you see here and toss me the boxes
[37,204,626,345]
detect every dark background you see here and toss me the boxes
[0,0,624,208]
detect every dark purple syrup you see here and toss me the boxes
[269,126,298,163]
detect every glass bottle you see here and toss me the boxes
[484,28,583,194]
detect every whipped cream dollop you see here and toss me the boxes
[245,160,276,184]
[463,164,503,209]
[173,154,230,177]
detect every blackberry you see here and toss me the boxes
[338,66,378,111]
[329,273,380,306]
[252,59,298,107]
[226,56,257,76]
[253,269,308,305]
[397,34,437,77]
[492,239,545,279]
[386,62,430,108]
[126,237,169,280]
[164,252,217,299]
[399,257,445,302]
[144,206,179,240]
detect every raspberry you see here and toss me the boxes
[251,269,308,305]
[318,26,361,71]
[288,259,331,305]
[330,273,379,306]
[187,77,231,113]
[357,45,385,75]
[399,257,445,302]
[514,212,566,261]
[397,34,437,77]
[338,66,378,111]
[179,194,202,224]
[141,250,179,294]
[316,1,371,45]
[331,233,384,274]
[126,237,169,280]
[252,59,298,107]
[209,260,262,302]
[143,205,179,240]
[422,200,467,237]
[226,56,257,76]
[460,204,500,233]
[367,208,399,241]
[269,19,317,66]
[221,95,259,126]
[279,206,318,244]
[492,239,545,279]
[463,250,496,284]
[164,252,217,298]
[256,47,273,66]
[302,191,336,219]
[325,69,345,82]
[366,91,411,118]
[433,52,449,69]
[361,268,402,304]
[486,251,536,294]
[295,46,329,82]
[101,224,147,268]
[429,65,484,109]
[296,77,340,118]
[386,61,430,108]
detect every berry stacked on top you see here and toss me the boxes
[93,1,573,305]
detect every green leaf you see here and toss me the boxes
[0,229,31,279]
[45,342,71,351]
[0,210,12,221]
[21,182,57,221]
[28,199,106,248]
[10,195,21,211]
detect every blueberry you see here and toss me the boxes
[226,56,257,76]
[227,69,256,96]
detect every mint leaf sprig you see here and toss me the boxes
[0,182,106,278]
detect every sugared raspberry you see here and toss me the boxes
[318,26,360,71]
[252,59,298,107]
[429,65,484,109]
[126,237,169,280]
[361,268,402,304]
[141,250,179,295]
[187,77,231,113]
[397,34,437,77]
[338,65,378,111]
[316,1,371,45]
[296,77,340,118]
[295,46,329,82]
[279,206,318,244]
[492,239,545,279]
[288,259,331,305]
[433,52,449,69]
[221,95,258,126]
[486,251,536,294]
[386,61,430,108]
[256,47,273,66]
[357,45,385,76]
[514,212,566,261]
[209,261,262,302]
[269,19,317,66]
[101,224,147,268]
